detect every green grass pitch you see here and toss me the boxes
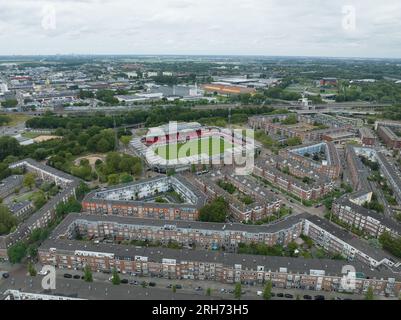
[154,137,234,160]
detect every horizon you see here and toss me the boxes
[1,53,401,61]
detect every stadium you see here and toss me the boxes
[130,122,258,173]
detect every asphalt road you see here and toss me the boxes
[0,121,25,136]
[0,263,382,300]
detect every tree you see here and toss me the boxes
[107,174,120,186]
[28,261,37,276]
[7,242,27,264]
[1,99,18,108]
[78,89,94,99]
[111,268,121,285]
[83,265,93,282]
[23,172,36,190]
[118,155,137,174]
[120,136,131,148]
[0,136,21,161]
[76,182,90,200]
[206,288,212,296]
[120,174,133,184]
[27,245,38,259]
[0,115,11,126]
[0,205,18,235]
[365,286,374,300]
[263,280,273,300]
[97,138,112,153]
[199,197,228,222]
[56,197,82,217]
[234,283,242,299]
[172,285,177,293]
[32,191,47,210]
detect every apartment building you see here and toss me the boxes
[303,216,398,269]
[359,127,376,146]
[278,142,341,179]
[248,114,292,129]
[0,175,23,199]
[249,114,352,143]
[185,169,281,222]
[377,126,401,149]
[38,238,401,296]
[0,159,80,260]
[53,213,305,251]
[253,159,334,201]
[375,152,401,205]
[9,158,77,187]
[332,197,401,239]
[82,175,207,221]
[345,145,372,192]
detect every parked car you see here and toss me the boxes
[166,284,172,289]
[277,293,284,297]
[121,279,129,284]
[129,280,139,285]
[175,284,182,289]
[63,274,72,279]
[73,275,81,280]
[149,282,156,287]
[303,295,312,300]
[2,273,10,279]
[284,294,294,299]
[195,286,203,291]
[314,295,325,300]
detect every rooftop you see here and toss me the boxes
[39,237,400,281]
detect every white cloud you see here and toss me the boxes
[0,0,400,57]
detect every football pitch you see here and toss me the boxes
[154,137,234,160]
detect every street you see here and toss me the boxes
[0,262,385,300]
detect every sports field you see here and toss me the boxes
[154,137,234,160]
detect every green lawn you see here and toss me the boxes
[0,113,32,126]
[21,132,42,139]
[13,191,34,202]
[154,137,234,160]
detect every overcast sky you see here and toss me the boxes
[0,0,401,58]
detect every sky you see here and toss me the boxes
[0,0,401,58]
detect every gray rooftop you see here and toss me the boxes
[50,212,308,237]
[334,196,401,235]
[39,238,400,281]
[305,215,399,263]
